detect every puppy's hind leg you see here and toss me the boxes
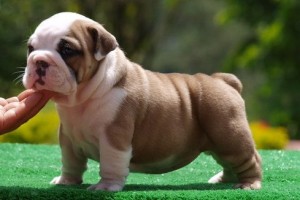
[233,150,262,189]
[208,150,262,190]
[199,77,262,189]
[205,116,262,190]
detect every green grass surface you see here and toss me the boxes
[0,143,299,199]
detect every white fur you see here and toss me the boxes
[208,171,223,184]
[87,134,132,191]
[56,86,127,155]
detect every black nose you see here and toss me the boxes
[36,60,49,69]
[36,60,48,77]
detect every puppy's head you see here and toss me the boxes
[23,12,118,95]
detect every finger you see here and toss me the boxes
[0,98,8,132]
[0,91,30,133]
[0,91,52,134]
[0,92,42,134]
[10,92,44,124]
[6,97,19,103]
[21,91,52,120]
[0,108,19,134]
[18,89,54,101]
[3,109,18,125]
[0,106,5,113]
[3,102,19,111]
[0,106,4,131]
[0,98,8,106]
[17,89,36,101]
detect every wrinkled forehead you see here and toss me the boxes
[28,12,93,47]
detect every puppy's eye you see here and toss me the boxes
[27,45,34,54]
[58,40,82,59]
[61,43,74,57]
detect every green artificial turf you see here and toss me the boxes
[0,143,299,200]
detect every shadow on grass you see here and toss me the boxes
[0,185,115,200]
[124,183,233,191]
[48,182,233,191]
[0,182,233,192]
[0,183,233,199]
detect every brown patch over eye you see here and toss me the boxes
[58,39,83,60]
[64,20,104,83]
[57,39,84,82]
[64,53,85,82]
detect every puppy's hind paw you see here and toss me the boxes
[208,171,223,184]
[50,175,82,185]
[208,170,238,184]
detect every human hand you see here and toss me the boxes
[0,90,53,135]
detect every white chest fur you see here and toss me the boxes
[56,87,127,161]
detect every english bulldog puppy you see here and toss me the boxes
[23,12,262,191]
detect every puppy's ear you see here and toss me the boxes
[88,24,118,61]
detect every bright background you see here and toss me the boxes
[0,0,297,149]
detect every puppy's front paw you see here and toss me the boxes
[50,176,82,185]
[87,179,125,192]
[234,180,261,190]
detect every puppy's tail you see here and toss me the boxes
[212,73,243,94]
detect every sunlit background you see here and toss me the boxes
[0,0,298,149]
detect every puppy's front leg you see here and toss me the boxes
[88,133,132,192]
[51,126,87,185]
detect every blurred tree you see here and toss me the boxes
[0,0,77,96]
[0,0,168,96]
[0,0,247,97]
[220,0,300,138]
[150,0,249,74]
[75,0,167,67]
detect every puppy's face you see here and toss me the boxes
[23,12,118,95]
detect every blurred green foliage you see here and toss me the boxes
[0,0,298,143]
[220,0,300,138]
[0,0,247,95]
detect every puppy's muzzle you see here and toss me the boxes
[35,60,49,85]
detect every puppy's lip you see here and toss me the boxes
[28,81,58,97]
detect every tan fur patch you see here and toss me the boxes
[63,20,99,83]
[104,55,210,172]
